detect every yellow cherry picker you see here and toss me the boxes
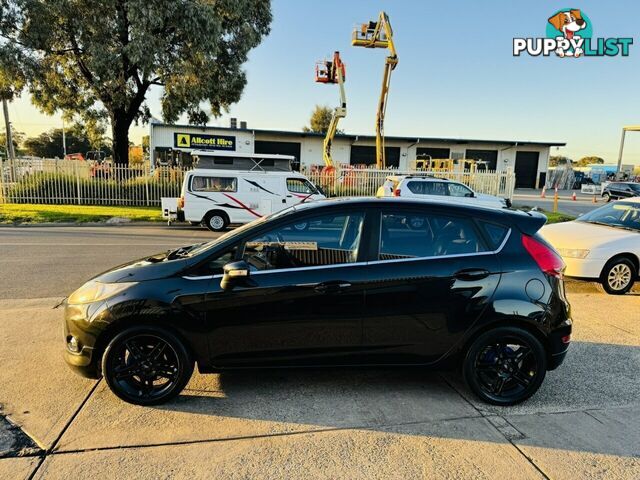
[315,51,347,172]
[352,12,398,169]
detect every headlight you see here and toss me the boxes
[68,281,137,304]
[557,248,590,259]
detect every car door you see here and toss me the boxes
[203,208,371,367]
[360,206,501,364]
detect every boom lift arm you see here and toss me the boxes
[352,12,398,169]
[315,51,347,169]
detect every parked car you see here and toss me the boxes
[376,175,510,209]
[63,198,571,407]
[540,198,640,294]
[601,182,640,202]
[177,151,325,231]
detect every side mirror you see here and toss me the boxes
[465,192,474,198]
[220,260,250,291]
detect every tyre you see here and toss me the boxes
[102,325,194,406]
[599,257,636,295]
[603,192,611,202]
[463,327,547,406]
[204,211,229,232]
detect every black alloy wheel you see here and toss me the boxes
[463,327,546,406]
[102,326,193,406]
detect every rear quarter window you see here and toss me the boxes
[479,221,510,249]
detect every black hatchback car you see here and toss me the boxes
[63,198,572,406]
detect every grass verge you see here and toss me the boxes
[541,210,576,224]
[0,203,163,224]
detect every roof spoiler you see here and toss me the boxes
[506,210,548,236]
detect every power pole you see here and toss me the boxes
[2,98,16,182]
[62,118,67,157]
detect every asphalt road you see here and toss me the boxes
[0,225,220,299]
[0,224,638,478]
[512,191,601,216]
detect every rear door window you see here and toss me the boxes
[190,176,237,192]
[406,181,447,196]
[379,211,487,260]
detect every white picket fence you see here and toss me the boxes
[0,158,515,206]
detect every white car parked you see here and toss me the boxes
[540,198,640,294]
[376,175,510,209]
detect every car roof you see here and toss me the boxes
[391,175,451,182]
[287,197,545,234]
[188,169,304,177]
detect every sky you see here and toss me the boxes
[3,0,640,164]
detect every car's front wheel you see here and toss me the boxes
[603,192,611,202]
[599,257,636,295]
[463,327,547,406]
[102,326,194,405]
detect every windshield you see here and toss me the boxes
[185,205,301,257]
[577,201,640,231]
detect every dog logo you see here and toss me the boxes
[514,8,632,58]
[548,9,587,57]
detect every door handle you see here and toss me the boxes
[454,269,490,281]
[314,282,351,294]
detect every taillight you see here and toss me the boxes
[393,189,401,197]
[178,196,185,209]
[522,234,565,278]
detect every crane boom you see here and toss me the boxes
[315,51,347,169]
[352,12,398,169]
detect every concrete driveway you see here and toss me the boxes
[1,226,638,479]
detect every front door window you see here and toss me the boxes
[242,212,364,271]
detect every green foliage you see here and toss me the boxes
[23,124,110,158]
[303,105,334,133]
[576,156,605,166]
[0,0,272,163]
[5,171,178,205]
[549,156,573,167]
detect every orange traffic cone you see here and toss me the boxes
[541,187,546,198]
[592,195,597,204]
[572,192,577,201]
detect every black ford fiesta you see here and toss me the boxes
[63,198,572,406]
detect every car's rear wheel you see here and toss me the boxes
[599,257,636,295]
[204,211,229,232]
[102,326,193,406]
[463,327,546,406]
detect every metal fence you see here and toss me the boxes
[1,158,515,206]
[303,167,516,200]
[0,158,185,206]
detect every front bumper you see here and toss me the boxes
[63,301,109,379]
[562,256,604,279]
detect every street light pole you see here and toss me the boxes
[616,125,640,178]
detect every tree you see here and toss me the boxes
[549,155,572,167]
[23,124,111,158]
[576,156,604,166]
[0,1,272,163]
[303,105,334,133]
[0,130,25,156]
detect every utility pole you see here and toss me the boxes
[62,118,67,157]
[2,98,16,181]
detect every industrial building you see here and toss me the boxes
[149,119,565,189]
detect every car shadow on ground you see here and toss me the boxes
[151,340,639,458]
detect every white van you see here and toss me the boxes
[178,151,325,231]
